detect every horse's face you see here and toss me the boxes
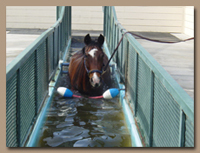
[84,34,105,88]
[85,46,104,87]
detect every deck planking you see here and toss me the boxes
[6,29,194,99]
[6,29,45,66]
[135,34,194,99]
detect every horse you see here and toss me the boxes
[68,34,111,96]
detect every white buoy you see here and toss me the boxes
[57,87,120,99]
[57,87,73,98]
[102,88,119,99]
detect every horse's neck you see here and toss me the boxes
[76,55,89,91]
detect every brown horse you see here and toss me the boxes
[68,34,111,96]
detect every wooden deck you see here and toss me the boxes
[6,29,46,66]
[6,29,194,99]
[135,33,194,99]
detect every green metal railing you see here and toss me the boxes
[6,6,194,148]
[103,6,194,147]
[6,6,71,147]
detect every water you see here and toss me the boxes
[36,73,132,147]
[36,42,131,147]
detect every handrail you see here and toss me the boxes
[6,28,54,81]
[105,6,194,122]
[6,6,71,147]
[7,6,71,81]
[103,6,194,147]
[125,31,194,122]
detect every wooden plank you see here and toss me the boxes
[72,6,103,11]
[6,7,56,16]
[6,6,189,33]
[117,12,183,21]
[184,29,194,37]
[135,34,194,99]
[6,6,56,29]
[72,24,103,31]
[115,6,184,14]
[6,6,56,10]
[71,6,103,31]
[162,66,194,76]
[6,16,56,23]
[184,21,194,29]
[185,6,194,15]
[6,30,43,65]
[72,17,103,24]
[117,19,182,26]
[14,6,55,10]
[6,23,55,29]
[171,75,194,89]
[121,26,182,33]
[6,11,56,17]
[115,6,185,33]
[184,6,194,36]
[185,14,194,22]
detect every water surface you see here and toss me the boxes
[36,49,131,147]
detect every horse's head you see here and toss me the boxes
[83,34,105,88]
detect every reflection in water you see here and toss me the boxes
[37,74,131,147]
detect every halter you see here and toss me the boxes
[84,56,106,76]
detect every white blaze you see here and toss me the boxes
[92,72,100,84]
[88,48,97,58]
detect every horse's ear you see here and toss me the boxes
[84,34,91,45]
[98,34,104,46]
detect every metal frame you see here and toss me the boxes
[103,6,194,147]
[6,6,71,147]
[6,6,194,147]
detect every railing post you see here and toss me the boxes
[179,110,186,147]
[45,38,50,84]
[103,6,106,37]
[149,71,155,147]
[69,6,72,37]
[34,50,38,114]
[124,40,129,93]
[135,53,139,116]
[16,69,21,146]
[56,6,61,20]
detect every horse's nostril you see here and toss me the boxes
[95,83,99,87]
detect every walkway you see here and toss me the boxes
[135,33,194,99]
[6,29,194,99]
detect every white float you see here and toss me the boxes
[57,87,120,99]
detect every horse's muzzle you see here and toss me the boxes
[90,73,102,88]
